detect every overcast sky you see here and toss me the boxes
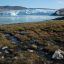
[0,0,64,9]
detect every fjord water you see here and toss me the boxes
[0,15,61,24]
[0,9,61,24]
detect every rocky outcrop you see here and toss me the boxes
[53,8,64,16]
[53,17,64,20]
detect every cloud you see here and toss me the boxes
[57,0,64,4]
[58,1,63,4]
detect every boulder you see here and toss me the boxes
[52,49,64,59]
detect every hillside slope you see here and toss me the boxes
[0,6,26,11]
[0,20,64,64]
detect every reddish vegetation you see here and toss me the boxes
[0,20,64,64]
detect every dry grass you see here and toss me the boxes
[0,20,64,64]
[0,20,64,49]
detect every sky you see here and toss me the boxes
[0,0,64,9]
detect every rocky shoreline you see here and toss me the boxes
[53,17,64,20]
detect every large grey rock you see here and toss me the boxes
[52,49,64,59]
[53,8,64,16]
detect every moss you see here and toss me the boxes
[0,20,64,64]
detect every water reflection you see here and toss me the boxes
[0,15,61,24]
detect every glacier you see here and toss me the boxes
[0,9,56,16]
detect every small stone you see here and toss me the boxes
[14,56,18,60]
[31,44,37,49]
[27,49,34,53]
[4,50,9,54]
[2,46,8,50]
[18,31,29,35]
[1,56,4,59]
[0,52,2,54]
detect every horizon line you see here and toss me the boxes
[0,5,61,10]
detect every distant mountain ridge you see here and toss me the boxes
[0,6,27,10]
[0,6,57,10]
